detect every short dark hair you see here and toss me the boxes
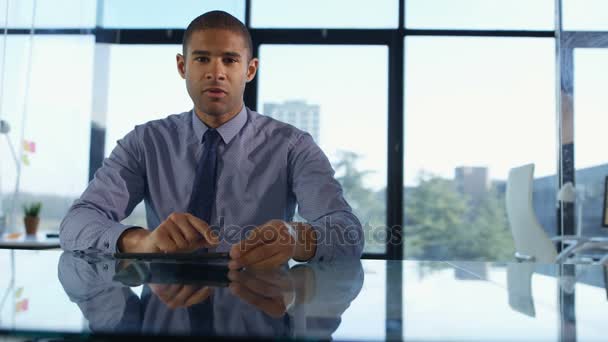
[182,11,253,61]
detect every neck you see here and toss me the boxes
[195,104,243,129]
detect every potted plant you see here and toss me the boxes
[23,202,42,236]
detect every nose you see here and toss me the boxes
[205,59,226,81]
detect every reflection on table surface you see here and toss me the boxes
[0,250,606,341]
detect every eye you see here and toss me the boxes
[195,56,209,63]
[223,58,237,64]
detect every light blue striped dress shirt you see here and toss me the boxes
[59,106,364,262]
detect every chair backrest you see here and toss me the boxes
[506,164,557,263]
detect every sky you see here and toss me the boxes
[0,0,608,199]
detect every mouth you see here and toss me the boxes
[204,87,227,99]
[205,87,227,94]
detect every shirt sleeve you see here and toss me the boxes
[59,127,147,253]
[288,133,364,262]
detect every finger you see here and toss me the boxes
[229,244,279,269]
[232,239,290,269]
[149,283,169,296]
[154,228,179,253]
[166,285,199,309]
[191,237,211,251]
[164,220,189,250]
[229,283,286,318]
[169,213,207,246]
[184,213,220,246]
[184,287,214,307]
[247,251,291,270]
[162,284,184,299]
[153,284,182,305]
[230,225,277,259]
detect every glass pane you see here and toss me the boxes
[403,262,561,341]
[0,35,94,234]
[573,49,608,239]
[0,0,96,28]
[334,260,386,340]
[101,0,245,28]
[403,37,557,261]
[252,0,398,28]
[104,44,192,227]
[0,251,85,331]
[575,264,608,341]
[258,45,388,254]
[406,0,554,30]
[563,0,608,31]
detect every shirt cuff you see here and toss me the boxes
[96,222,140,254]
[306,222,334,262]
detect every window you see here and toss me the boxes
[101,0,245,28]
[258,45,389,254]
[403,37,557,260]
[0,35,94,232]
[573,49,608,238]
[405,0,554,30]
[0,0,96,28]
[563,0,608,31]
[251,0,398,28]
[103,44,191,156]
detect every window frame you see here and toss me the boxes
[3,0,586,260]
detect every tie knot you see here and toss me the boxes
[203,129,221,145]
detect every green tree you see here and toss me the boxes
[455,188,514,260]
[404,174,515,261]
[333,150,385,253]
[404,174,469,260]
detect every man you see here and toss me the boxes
[60,11,363,268]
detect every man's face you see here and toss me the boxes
[177,29,258,118]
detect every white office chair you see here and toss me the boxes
[505,164,608,263]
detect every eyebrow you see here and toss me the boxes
[190,50,242,58]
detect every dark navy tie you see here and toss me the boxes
[188,129,221,223]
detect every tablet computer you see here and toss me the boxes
[113,252,230,262]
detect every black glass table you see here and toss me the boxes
[0,250,605,341]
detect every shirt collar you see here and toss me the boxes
[191,105,248,144]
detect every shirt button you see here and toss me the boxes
[103,264,109,271]
[104,241,109,248]
[319,256,324,262]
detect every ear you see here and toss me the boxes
[176,53,186,79]
[246,57,259,83]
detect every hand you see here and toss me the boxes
[149,283,214,309]
[228,220,295,270]
[118,212,219,253]
[227,269,295,317]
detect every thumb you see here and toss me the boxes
[194,238,213,250]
